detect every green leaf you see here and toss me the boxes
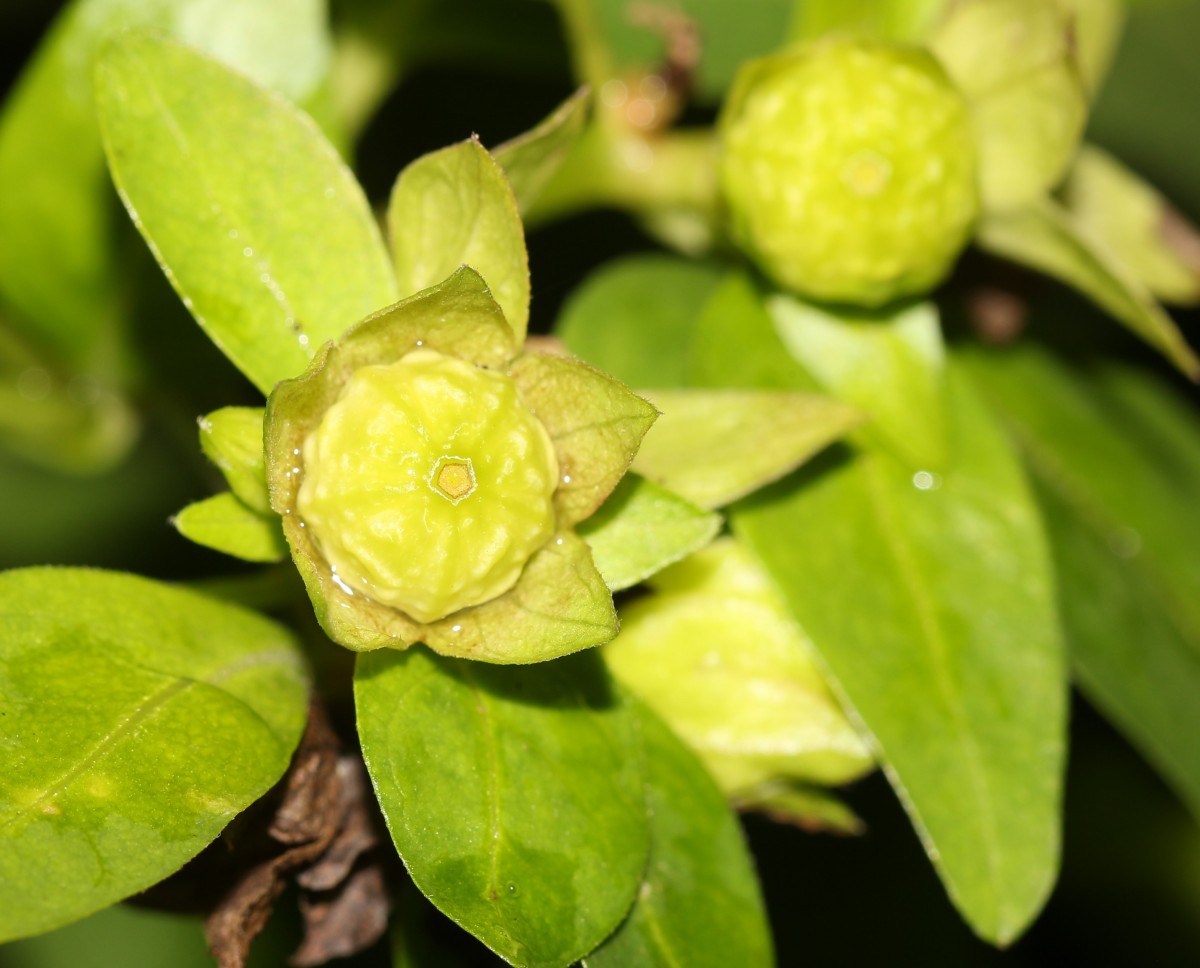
[198,406,268,512]
[0,568,309,942]
[962,346,1200,822]
[0,0,333,371]
[555,255,724,388]
[95,33,396,395]
[733,366,1067,945]
[173,492,287,563]
[355,647,648,968]
[1063,145,1200,306]
[687,270,821,392]
[508,353,658,526]
[768,297,948,469]
[631,388,863,509]
[931,0,1086,210]
[1062,0,1126,96]
[977,198,1200,379]
[604,539,873,795]
[388,139,530,342]
[577,473,721,591]
[494,88,591,216]
[583,703,773,968]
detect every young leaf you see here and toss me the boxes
[95,33,397,395]
[0,0,333,371]
[931,0,1086,210]
[963,346,1200,822]
[494,88,591,216]
[1063,145,1200,306]
[732,780,865,836]
[198,406,269,513]
[555,255,724,388]
[631,388,864,509]
[577,473,721,591]
[507,353,658,526]
[733,366,1067,946]
[582,704,774,968]
[355,648,648,968]
[768,297,948,470]
[388,139,530,341]
[977,198,1200,379]
[0,568,309,942]
[173,492,287,563]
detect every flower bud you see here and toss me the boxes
[296,349,558,623]
[719,38,978,306]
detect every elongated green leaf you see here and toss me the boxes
[768,297,948,469]
[388,139,530,341]
[931,0,1086,210]
[96,33,396,395]
[1064,145,1200,306]
[355,648,647,968]
[963,346,1200,822]
[631,388,863,509]
[733,366,1066,945]
[577,474,720,591]
[173,492,287,563]
[494,88,591,216]
[198,406,268,512]
[0,0,332,370]
[555,255,723,388]
[583,704,773,968]
[508,353,658,526]
[978,199,1200,379]
[0,568,309,942]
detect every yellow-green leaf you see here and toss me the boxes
[173,493,287,563]
[198,406,268,513]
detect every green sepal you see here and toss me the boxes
[388,138,530,341]
[731,779,865,836]
[355,648,648,966]
[173,492,288,563]
[769,296,950,470]
[977,198,1200,379]
[578,473,722,592]
[95,32,396,395]
[931,0,1087,211]
[198,406,269,513]
[1064,145,1200,306]
[494,87,591,216]
[0,567,308,942]
[507,352,659,527]
[631,388,864,509]
[583,701,774,968]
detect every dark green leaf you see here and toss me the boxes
[0,568,309,942]
[577,473,721,591]
[95,33,396,395]
[355,648,647,968]
[555,255,723,388]
[733,366,1066,945]
[583,703,773,968]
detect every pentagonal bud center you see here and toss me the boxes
[431,456,477,504]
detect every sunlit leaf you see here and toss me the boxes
[172,492,287,563]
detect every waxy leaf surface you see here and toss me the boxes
[0,568,309,942]
[96,34,396,394]
[355,648,647,968]
[733,367,1066,945]
[583,705,773,968]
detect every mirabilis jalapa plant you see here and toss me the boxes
[0,26,877,967]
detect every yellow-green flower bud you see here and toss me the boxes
[719,38,979,306]
[296,349,558,623]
